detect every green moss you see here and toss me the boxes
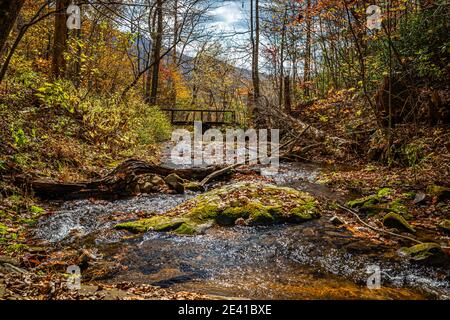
[347,188,414,220]
[0,223,8,235]
[173,222,197,235]
[185,204,220,222]
[427,185,450,201]
[219,206,251,225]
[347,188,394,208]
[249,204,276,224]
[401,192,416,200]
[30,205,45,215]
[115,216,184,233]
[399,243,445,264]
[115,183,320,235]
[153,219,185,232]
[388,200,413,220]
[290,207,320,221]
[250,210,275,224]
[377,188,393,197]
[6,243,28,253]
[382,212,416,233]
[347,195,379,208]
[18,218,37,226]
[115,220,150,233]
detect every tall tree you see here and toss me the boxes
[149,0,163,105]
[250,0,262,126]
[51,0,71,79]
[171,0,178,105]
[0,0,25,57]
[303,0,312,98]
[254,0,260,100]
[279,6,288,108]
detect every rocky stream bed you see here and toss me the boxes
[28,161,450,300]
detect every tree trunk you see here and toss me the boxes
[279,7,287,108]
[284,74,292,114]
[149,0,163,105]
[52,0,71,79]
[0,0,25,57]
[303,0,312,98]
[171,0,178,105]
[254,0,260,100]
[251,0,264,127]
[250,0,255,98]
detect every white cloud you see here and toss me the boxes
[209,2,245,32]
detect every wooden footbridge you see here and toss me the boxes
[161,108,237,127]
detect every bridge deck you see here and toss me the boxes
[161,109,237,126]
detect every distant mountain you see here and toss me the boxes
[134,36,252,81]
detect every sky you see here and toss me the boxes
[208,0,247,34]
[204,0,252,68]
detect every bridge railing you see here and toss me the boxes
[161,109,237,126]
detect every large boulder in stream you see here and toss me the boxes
[115,182,320,235]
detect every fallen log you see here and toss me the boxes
[15,159,224,200]
[254,96,356,148]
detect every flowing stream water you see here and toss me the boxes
[35,162,450,299]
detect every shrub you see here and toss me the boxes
[129,100,172,145]
[35,81,171,151]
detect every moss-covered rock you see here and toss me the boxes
[357,201,412,219]
[179,183,319,226]
[164,173,186,194]
[347,188,392,208]
[399,243,448,265]
[184,182,205,192]
[388,200,413,220]
[115,182,320,235]
[346,195,379,208]
[427,185,450,202]
[438,219,450,234]
[382,212,416,233]
[173,222,198,235]
[115,216,185,233]
[347,188,414,220]
[401,192,416,200]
